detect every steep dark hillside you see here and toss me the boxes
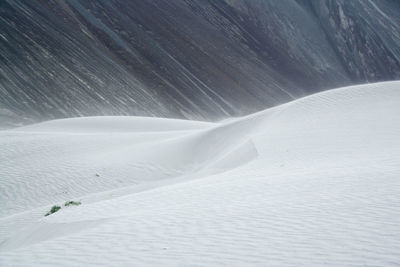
[1,0,399,127]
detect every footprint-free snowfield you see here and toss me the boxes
[1,82,400,266]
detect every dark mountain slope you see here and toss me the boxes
[0,0,399,127]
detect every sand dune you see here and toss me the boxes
[1,81,400,266]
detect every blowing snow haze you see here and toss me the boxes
[1,0,400,127]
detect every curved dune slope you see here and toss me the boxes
[1,81,400,266]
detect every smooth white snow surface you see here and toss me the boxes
[1,81,400,266]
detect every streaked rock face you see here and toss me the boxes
[1,0,399,127]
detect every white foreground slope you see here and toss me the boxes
[1,81,400,266]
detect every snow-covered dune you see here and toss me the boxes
[1,81,400,266]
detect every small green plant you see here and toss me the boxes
[45,205,61,216]
[64,201,81,206]
[95,173,100,177]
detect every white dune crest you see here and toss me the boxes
[1,81,400,266]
